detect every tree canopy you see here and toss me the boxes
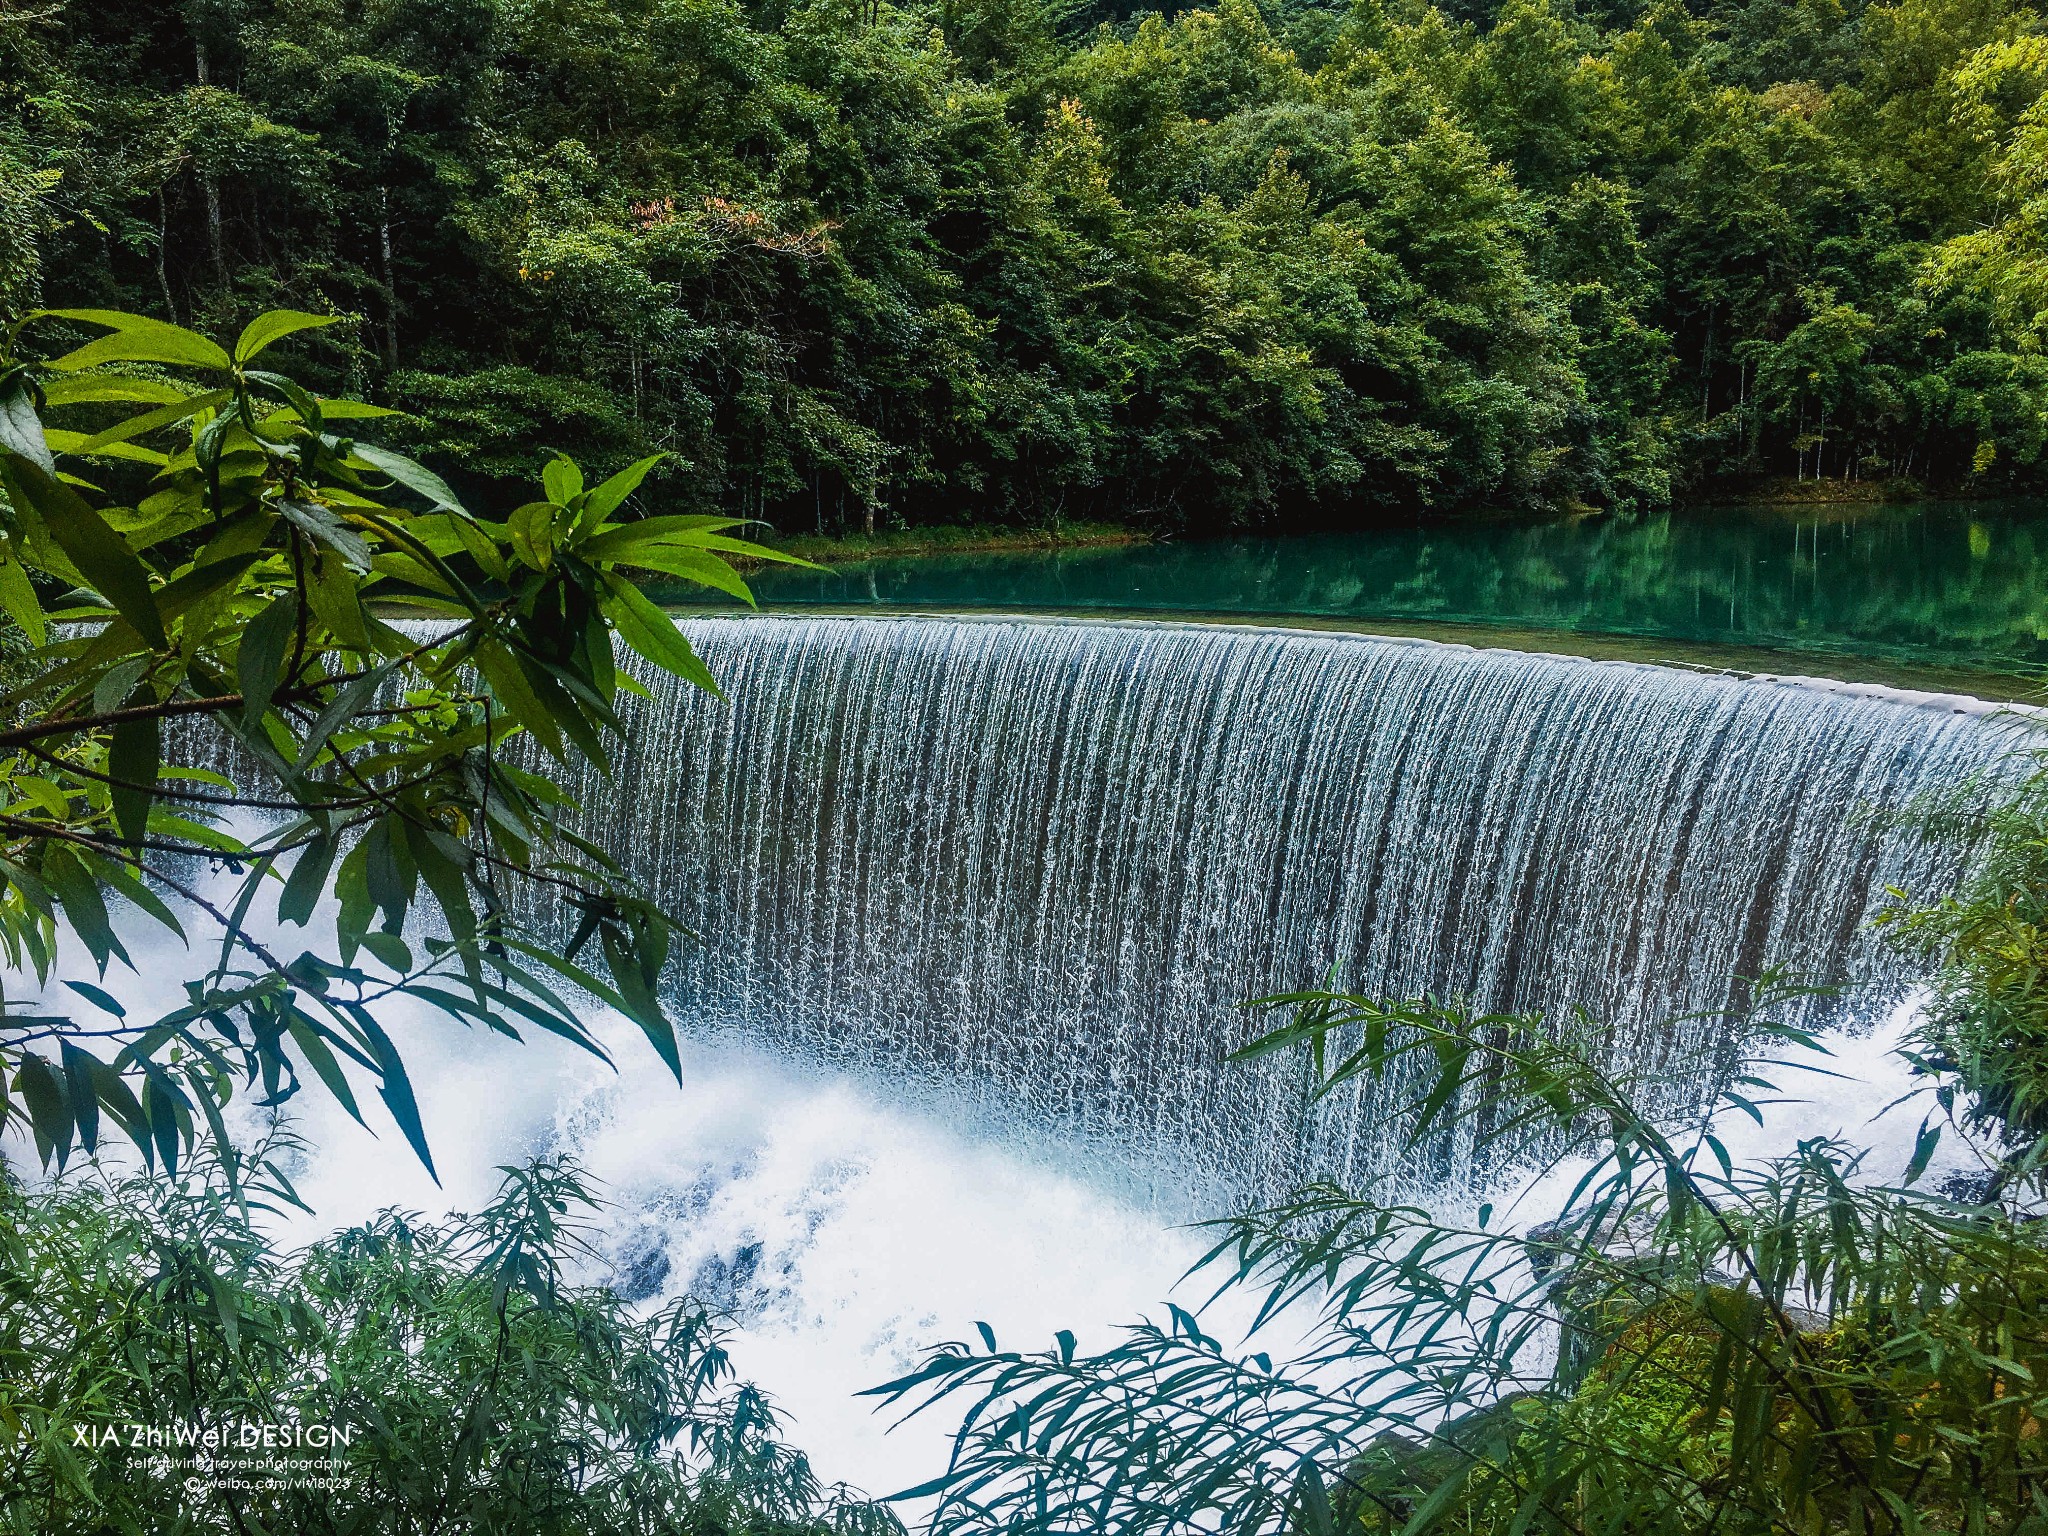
[6,0,2048,530]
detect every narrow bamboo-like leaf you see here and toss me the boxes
[284,1012,364,1125]
[16,1053,72,1169]
[277,830,336,926]
[348,1005,438,1182]
[59,1041,101,1154]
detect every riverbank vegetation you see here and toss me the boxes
[0,1142,901,1534]
[9,0,2048,529]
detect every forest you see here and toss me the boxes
[6,0,2048,531]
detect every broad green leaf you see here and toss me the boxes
[5,460,167,648]
[291,661,396,776]
[233,309,337,363]
[279,499,373,573]
[37,310,232,372]
[38,375,193,407]
[474,641,565,759]
[108,710,160,847]
[71,389,230,454]
[0,551,47,644]
[602,574,721,696]
[602,542,755,604]
[306,547,371,650]
[40,429,169,467]
[348,441,464,514]
[543,454,584,506]
[0,372,54,474]
[237,594,297,724]
[579,453,666,526]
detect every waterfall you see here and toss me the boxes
[517,615,2029,1198]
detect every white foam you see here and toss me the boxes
[0,871,1228,1499]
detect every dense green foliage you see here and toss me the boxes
[0,1148,900,1533]
[8,0,2048,529]
[0,305,799,1181]
[1885,752,2048,1186]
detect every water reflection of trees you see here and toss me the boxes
[746,505,2048,670]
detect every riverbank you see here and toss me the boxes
[761,521,1145,566]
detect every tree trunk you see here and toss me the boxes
[155,192,177,321]
[196,42,226,290]
[379,187,399,368]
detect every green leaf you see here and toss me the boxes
[40,429,169,467]
[601,543,755,604]
[602,574,721,696]
[543,454,584,506]
[71,389,230,454]
[279,499,373,573]
[579,453,666,526]
[59,1041,100,1154]
[278,829,336,927]
[306,547,370,650]
[291,661,396,777]
[237,594,297,725]
[0,550,47,645]
[1904,1117,1942,1186]
[234,310,337,363]
[285,1011,364,1125]
[311,398,398,420]
[348,441,464,514]
[63,980,127,1017]
[36,310,232,372]
[39,375,194,407]
[108,710,160,848]
[15,1053,73,1169]
[42,847,129,974]
[350,1005,438,1182]
[5,460,167,648]
[0,372,54,475]
[601,920,680,1083]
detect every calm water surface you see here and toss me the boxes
[694,502,2048,691]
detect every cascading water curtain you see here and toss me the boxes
[507,615,2029,1200]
